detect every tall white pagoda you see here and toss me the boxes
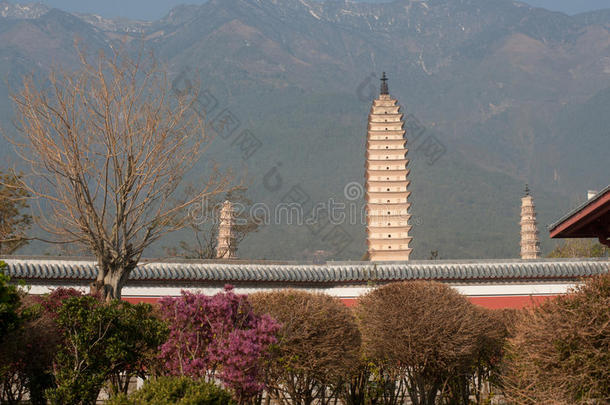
[365,73,413,261]
[520,185,540,260]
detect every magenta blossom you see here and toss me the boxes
[158,286,279,402]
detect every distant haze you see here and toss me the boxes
[34,0,610,20]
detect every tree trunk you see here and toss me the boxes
[90,261,136,301]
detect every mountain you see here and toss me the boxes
[0,5,110,125]
[74,13,151,34]
[522,0,610,15]
[0,0,48,19]
[1,0,609,260]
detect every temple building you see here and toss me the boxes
[520,185,541,259]
[550,186,610,248]
[366,73,412,261]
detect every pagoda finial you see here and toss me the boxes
[525,184,530,196]
[380,72,389,95]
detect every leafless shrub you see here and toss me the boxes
[357,281,508,405]
[250,290,361,405]
[502,273,610,405]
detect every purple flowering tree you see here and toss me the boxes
[158,286,280,403]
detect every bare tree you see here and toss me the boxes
[250,290,361,405]
[9,44,232,300]
[441,307,512,405]
[502,273,610,404]
[357,281,506,405]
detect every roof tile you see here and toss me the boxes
[2,258,608,284]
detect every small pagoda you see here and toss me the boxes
[520,185,541,260]
[216,200,236,259]
[365,73,413,261]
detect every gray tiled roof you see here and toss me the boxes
[2,257,608,283]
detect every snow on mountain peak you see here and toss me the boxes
[0,1,49,19]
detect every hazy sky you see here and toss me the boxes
[35,0,610,21]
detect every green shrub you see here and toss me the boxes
[46,296,168,405]
[0,269,22,340]
[107,376,235,405]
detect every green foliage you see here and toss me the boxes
[46,296,120,405]
[0,171,31,254]
[0,263,22,340]
[107,376,235,405]
[548,239,608,258]
[106,302,169,397]
[0,263,35,404]
[0,298,60,405]
[45,296,168,405]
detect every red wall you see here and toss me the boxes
[124,295,557,309]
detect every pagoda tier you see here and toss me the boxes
[365,75,413,262]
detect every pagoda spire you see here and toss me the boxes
[380,72,389,95]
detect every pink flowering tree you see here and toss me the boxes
[33,287,86,317]
[158,286,280,403]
